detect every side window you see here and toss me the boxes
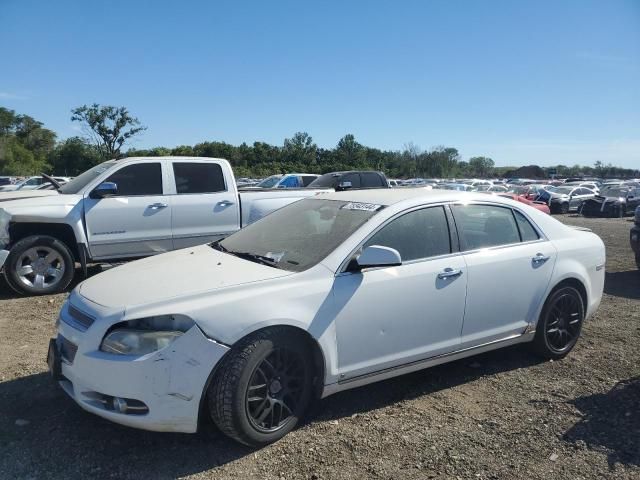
[514,210,540,242]
[452,204,520,250]
[340,173,361,188]
[173,162,226,194]
[360,172,384,188]
[279,176,299,188]
[105,163,163,196]
[364,206,451,262]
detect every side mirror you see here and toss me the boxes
[90,182,118,199]
[336,181,353,191]
[355,245,402,270]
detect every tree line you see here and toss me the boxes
[1,105,638,179]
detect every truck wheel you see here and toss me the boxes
[3,235,75,295]
[208,328,314,447]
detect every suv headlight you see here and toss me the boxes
[100,315,195,356]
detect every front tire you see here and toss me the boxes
[208,328,314,447]
[3,235,75,295]
[533,286,585,360]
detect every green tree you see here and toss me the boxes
[283,132,317,167]
[49,137,102,175]
[71,104,146,159]
[468,156,495,177]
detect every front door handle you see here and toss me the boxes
[217,200,235,207]
[437,268,463,279]
[148,203,168,210]
[532,253,550,265]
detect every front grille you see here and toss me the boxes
[66,305,95,331]
[59,335,78,363]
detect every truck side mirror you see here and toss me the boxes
[90,182,118,199]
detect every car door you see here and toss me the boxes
[571,188,592,210]
[84,160,173,259]
[333,205,467,380]
[170,160,240,249]
[451,203,556,348]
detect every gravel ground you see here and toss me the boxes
[0,215,638,480]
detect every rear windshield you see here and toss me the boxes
[218,198,382,272]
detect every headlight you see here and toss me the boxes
[100,315,195,356]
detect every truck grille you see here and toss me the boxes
[65,305,95,331]
[59,335,78,363]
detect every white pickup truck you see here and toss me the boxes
[0,157,331,295]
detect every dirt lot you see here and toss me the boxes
[0,215,638,480]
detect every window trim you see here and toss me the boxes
[171,161,228,195]
[338,203,456,274]
[101,161,164,198]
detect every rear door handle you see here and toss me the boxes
[532,253,550,265]
[148,203,168,210]
[217,200,235,207]
[437,268,463,279]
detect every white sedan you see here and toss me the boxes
[48,189,605,446]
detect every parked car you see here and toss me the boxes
[476,185,508,193]
[564,181,600,195]
[0,176,14,186]
[498,194,551,214]
[307,171,389,190]
[0,157,332,295]
[0,175,70,192]
[536,186,597,214]
[508,184,549,200]
[581,185,640,218]
[438,183,475,191]
[48,189,605,446]
[251,173,319,189]
[631,206,640,269]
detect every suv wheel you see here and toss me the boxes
[3,235,75,295]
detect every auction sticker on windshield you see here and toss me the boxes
[340,202,383,212]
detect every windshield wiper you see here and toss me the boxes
[227,251,281,269]
[210,240,228,252]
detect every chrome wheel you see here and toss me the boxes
[16,247,65,290]
[245,348,306,433]
[545,292,583,353]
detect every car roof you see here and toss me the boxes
[319,188,517,207]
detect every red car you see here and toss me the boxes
[499,194,551,214]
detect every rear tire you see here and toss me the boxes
[3,235,75,296]
[533,286,585,360]
[208,328,314,447]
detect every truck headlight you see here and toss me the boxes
[100,315,195,356]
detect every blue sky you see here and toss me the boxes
[1,0,639,167]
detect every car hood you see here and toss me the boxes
[78,245,292,308]
[0,189,61,203]
[0,193,81,211]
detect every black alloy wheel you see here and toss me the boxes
[533,286,584,359]
[245,347,306,433]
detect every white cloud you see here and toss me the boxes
[0,92,29,100]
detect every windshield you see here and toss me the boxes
[256,175,282,188]
[217,198,382,272]
[59,161,117,194]
[548,186,573,195]
[308,173,341,188]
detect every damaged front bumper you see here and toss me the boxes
[52,296,230,433]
